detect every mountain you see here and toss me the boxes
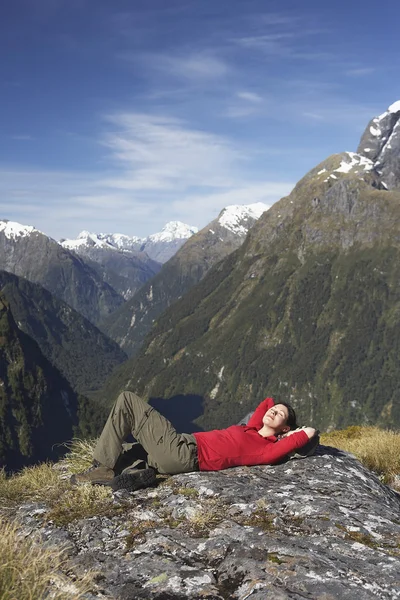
[0,221,124,325]
[61,231,162,300]
[0,270,127,394]
[0,293,80,471]
[100,102,400,432]
[100,203,268,356]
[62,220,198,265]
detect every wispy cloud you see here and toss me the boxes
[236,91,263,103]
[345,67,375,77]
[121,50,230,82]
[10,134,33,141]
[0,113,292,239]
[100,112,244,190]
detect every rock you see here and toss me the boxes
[7,447,400,599]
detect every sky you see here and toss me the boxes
[1,0,400,241]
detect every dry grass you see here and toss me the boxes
[0,463,68,507]
[0,440,118,526]
[60,438,98,474]
[321,426,400,484]
[0,519,93,600]
[47,483,115,527]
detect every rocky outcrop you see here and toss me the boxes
[357,100,400,190]
[11,448,400,599]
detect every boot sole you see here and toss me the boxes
[111,468,157,492]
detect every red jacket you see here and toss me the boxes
[193,397,309,471]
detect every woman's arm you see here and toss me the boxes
[246,397,275,429]
[262,429,310,464]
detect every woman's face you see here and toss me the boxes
[262,404,290,433]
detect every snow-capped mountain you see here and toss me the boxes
[101,202,268,356]
[0,219,124,324]
[0,220,44,240]
[216,202,268,235]
[62,221,198,264]
[356,100,400,190]
[292,101,400,195]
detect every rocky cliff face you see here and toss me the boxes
[100,203,267,356]
[9,448,400,599]
[0,221,124,325]
[102,103,400,432]
[357,100,400,190]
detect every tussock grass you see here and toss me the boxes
[0,440,118,525]
[0,519,92,600]
[321,426,400,484]
[60,438,97,474]
[0,463,68,506]
[47,483,114,527]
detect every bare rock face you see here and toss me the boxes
[357,100,400,190]
[11,448,400,599]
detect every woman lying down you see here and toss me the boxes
[72,392,319,491]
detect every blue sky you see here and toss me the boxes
[1,0,399,240]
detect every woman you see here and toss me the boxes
[72,392,317,491]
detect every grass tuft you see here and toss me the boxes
[321,426,400,485]
[47,484,115,527]
[0,463,68,507]
[0,519,93,600]
[60,438,98,474]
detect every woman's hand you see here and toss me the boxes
[284,426,316,439]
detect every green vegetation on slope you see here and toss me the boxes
[0,270,127,394]
[0,294,80,470]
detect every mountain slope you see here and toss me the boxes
[0,270,127,394]
[0,294,80,471]
[100,102,400,432]
[100,203,267,356]
[0,221,124,325]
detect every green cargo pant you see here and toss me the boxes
[93,391,199,475]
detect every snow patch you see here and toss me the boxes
[388,100,400,114]
[317,169,327,175]
[375,100,400,123]
[335,152,373,174]
[0,220,40,239]
[218,202,268,235]
[370,125,381,137]
[148,221,198,243]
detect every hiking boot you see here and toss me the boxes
[288,430,320,460]
[70,461,115,486]
[110,468,157,492]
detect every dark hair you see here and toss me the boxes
[280,402,297,430]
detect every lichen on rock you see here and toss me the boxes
[5,445,400,599]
